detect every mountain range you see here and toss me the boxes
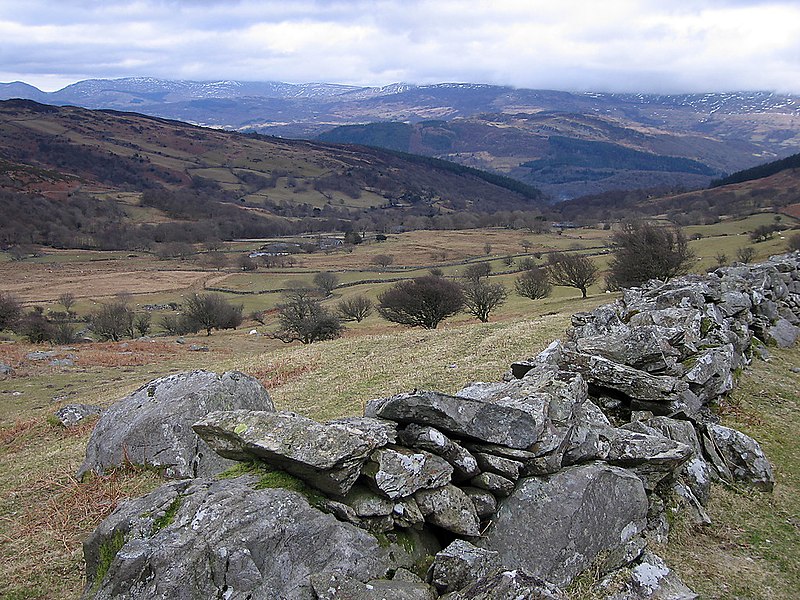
[3,78,800,199]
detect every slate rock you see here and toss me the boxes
[576,326,682,373]
[415,484,481,536]
[469,472,515,497]
[604,429,693,490]
[310,572,436,600]
[343,485,395,517]
[83,477,395,600]
[0,362,12,376]
[444,569,568,600]
[327,416,398,447]
[473,452,522,481]
[364,446,453,499]
[461,487,497,518]
[480,462,648,586]
[765,317,799,347]
[595,551,698,599]
[78,370,274,480]
[194,410,384,496]
[706,424,775,491]
[26,350,57,361]
[560,350,688,403]
[366,390,546,449]
[399,423,479,480]
[430,540,503,594]
[54,403,102,428]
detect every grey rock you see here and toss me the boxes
[473,452,522,481]
[718,290,752,316]
[79,370,274,480]
[194,410,383,496]
[461,487,497,518]
[188,344,209,351]
[576,326,682,373]
[765,317,799,347]
[480,462,648,586]
[363,446,453,499]
[560,350,688,403]
[49,358,75,367]
[83,477,394,600]
[399,423,479,480]
[0,362,12,376]
[706,424,775,491]
[26,350,57,361]
[54,403,102,428]
[431,540,503,594]
[605,429,693,490]
[684,345,735,402]
[595,551,698,599]
[444,569,568,600]
[343,485,395,517]
[392,497,425,529]
[310,572,436,600]
[456,381,508,400]
[469,472,515,497]
[327,416,398,447]
[672,481,712,526]
[366,390,546,449]
[415,484,481,536]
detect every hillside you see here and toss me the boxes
[3,78,800,199]
[0,100,545,250]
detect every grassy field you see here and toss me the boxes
[1,216,799,599]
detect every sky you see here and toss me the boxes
[1,0,799,94]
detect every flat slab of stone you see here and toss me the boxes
[194,410,385,496]
[363,446,452,499]
[445,569,568,600]
[366,390,546,449]
[480,462,648,587]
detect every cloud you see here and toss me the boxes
[1,0,799,93]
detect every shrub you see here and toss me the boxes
[272,291,343,344]
[313,272,339,296]
[788,233,800,252]
[515,267,552,300]
[372,254,394,268]
[378,276,464,329]
[90,301,135,341]
[182,293,243,335]
[605,221,694,289]
[462,280,507,322]
[336,296,373,322]
[0,292,22,331]
[548,253,599,298]
[736,246,757,264]
[463,262,492,282]
[16,308,57,343]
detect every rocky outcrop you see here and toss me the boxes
[78,370,275,480]
[82,253,800,599]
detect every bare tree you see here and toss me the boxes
[548,253,598,298]
[272,290,343,344]
[182,293,244,335]
[0,292,22,331]
[462,280,508,322]
[336,296,373,322]
[463,262,492,282]
[515,267,552,300]
[787,233,800,252]
[483,243,492,256]
[90,300,135,341]
[372,254,394,268]
[134,313,152,337]
[313,271,339,296]
[605,221,694,290]
[57,292,77,314]
[736,246,757,264]
[714,252,728,267]
[378,276,464,329]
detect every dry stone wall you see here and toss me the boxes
[80,252,800,599]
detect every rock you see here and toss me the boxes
[366,390,546,449]
[194,410,385,497]
[604,429,693,490]
[83,477,397,600]
[398,423,479,480]
[683,345,735,402]
[560,350,688,403]
[461,487,497,518]
[430,540,503,594]
[765,318,799,347]
[49,358,75,367]
[480,462,648,586]
[392,497,426,529]
[706,424,775,491]
[363,446,453,499]
[415,484,481,536]
[342,485,395,517]
[595,551,699,599]
[188,344,209,352]
[473,452,522,481]
[26,350,57,361]
[718,290,752,316]
[310,572,436,600]
[576,326,682,373]
[444,569,568,600]
[0,362,12,376]
[78,370,274,480]
[54,404,102,428]
[469,472,515,497]
[327,416,398,447]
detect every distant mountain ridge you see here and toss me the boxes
[3,78,800,199]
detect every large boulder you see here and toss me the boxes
[480,462,648,587]
[78,370,274,480]
[193,410,387,496]
[83,477,403,599]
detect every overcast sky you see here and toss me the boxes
[2,0,799,94]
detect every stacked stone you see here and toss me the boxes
[80,253,799,600]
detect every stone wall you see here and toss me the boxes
[80,252,800,599]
